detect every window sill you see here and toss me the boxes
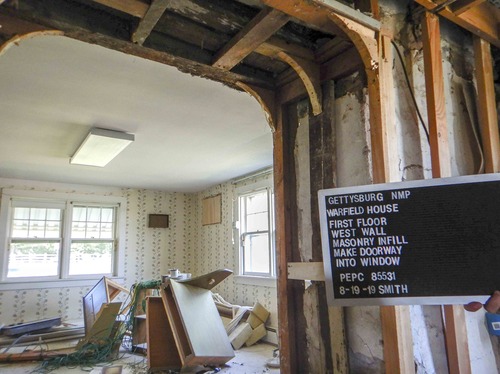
[0,277,125,291]
[234,275,276,288]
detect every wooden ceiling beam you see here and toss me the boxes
[131,0,170,45]
[414,0,500,48]
[449,0,487,15]
[212,7,290,71]
[256,36,315,61]
[92,0,149,18]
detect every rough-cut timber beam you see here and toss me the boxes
[449,0,486,15]
[422,12,472,374]
[414,0,500,48]
[235,81,277,131]
[255,36,314,61]
[92,0,148,18]
[131,0,170,45]
[212,7,290,71]
[473,37,500,173]
[0,8,272,90]
[277,51,322,115]
[312,0,381,30]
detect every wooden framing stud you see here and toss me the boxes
[131,0,170,45]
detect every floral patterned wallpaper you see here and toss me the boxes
[0,175,277,332]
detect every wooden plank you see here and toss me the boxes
[132,0,170,45]
[312,0,381,30]
[83,277,109,336]
[146,297,182,370]
[287,262,325,281]
[256,36,315,61]
[161,285,192,366]
[92,0,149,18]
[212,7,290,70]
[201,194,222,225]
[0,347,75,363]
[473,37,500,173]
[422,11,471,374]
[422,12,451,177]
[414,0,500,48]
[78,302,121,349]
[168,281,234,366]
[449,0,487,15]
[176,268,232,290]
[105,277,129,300]
[375,33,414,374]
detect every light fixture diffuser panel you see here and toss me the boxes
[70,128,134,167]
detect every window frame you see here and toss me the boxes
[234,179,276,286]
[0,189,126,290]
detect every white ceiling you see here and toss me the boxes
[0,35,273,192]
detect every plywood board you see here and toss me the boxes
[201,194,222,225]
[169,280,234,366]
[146,297,182,371]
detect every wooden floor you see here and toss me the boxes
[0,342,280,374]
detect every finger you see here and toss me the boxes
[464,301,483,312]
[485,291,500,314]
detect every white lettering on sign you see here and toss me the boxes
[349,193,384,203]
[356,217,387,226]
[359,246,403,256]
[391,190,411,200]
[378,284,409,295]
[326,207,365,217]
[378,236,408,245]
[333,248,357,257]
[339,272,365,282]
[360,256,401,266]
[332,237,375,247]
[366,204,399,214]
[360,227,386,236]
[336,258,357,267]
[329,219,354,228]
[331,228,356,238]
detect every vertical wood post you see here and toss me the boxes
[473,36,500,173]
[422,11,471,374]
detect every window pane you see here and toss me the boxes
[72,207,87,221]
[30,208,46,221]
[245,191,267,214]
[28,221,45,238]
[101,208,114,223]
[86,222,100,238]
[69,242,113,275]
[8,242,59,278]
[87,208,101,222]
[13,207,30,220]
[100,223,113,239]
[46,209,61,221]
[12,220,29,237]
[45,222,61,238]
[71,222,87,239]
[246,212,268,232]
[243,233,270,274]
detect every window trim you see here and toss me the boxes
[0,189,126,289]
[234,179,276,284]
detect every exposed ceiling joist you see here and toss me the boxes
[449,0,487,15]
[414,0,500,48]
[131,0,170,45]
[93,0,149,18]
[256,36,315,61]
[212,7,290,70]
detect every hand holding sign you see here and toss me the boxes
[465,291,500,313]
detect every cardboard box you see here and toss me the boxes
[229,322,252,350]
[245,323,267,346]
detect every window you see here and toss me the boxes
[237,184,275,279]
[0,189,124,285]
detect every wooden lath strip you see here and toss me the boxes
[422,11,471,374]
[414,0,500,48]
[131,0,170,45]
[212,7,290,70]
[473,37,500,173]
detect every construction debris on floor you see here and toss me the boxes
[0,269,278,373]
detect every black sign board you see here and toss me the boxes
[318,174,500,307]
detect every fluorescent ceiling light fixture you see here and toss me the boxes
[70,128,134,167]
